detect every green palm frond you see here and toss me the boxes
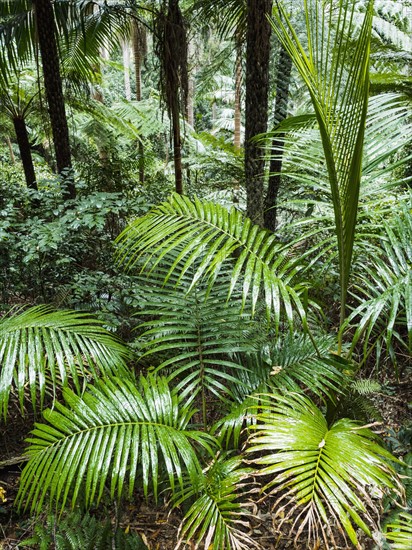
[384,511,412,549]
[272,0,374,336]
[231,334,350,404]
[261,333,350,402]
[136,267,257,422]
[0,0,36,69]
[247,392,403,548]
[17,374,217,513]
[211,395,256,450]
[262,93,412,268]
[0,305,129,418]
[345,201,412,367]
[116,193,308,330]
[176,454,259,550]
[213,334,351,450]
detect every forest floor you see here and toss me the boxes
[1,372,411,550]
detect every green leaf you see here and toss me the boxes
[16,375,218,513]
[176,454,258,550]
[0,306,129,418]
[116,193,309,332]
[271,0,374,334]
[247,392,403,547]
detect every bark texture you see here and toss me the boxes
[133,20,146,184]
[234,39,242,150]
[264,44,292,231]
[13,116,37,190]
[244,0,273,226]
[155,0,188,195]
[32,0,75,199]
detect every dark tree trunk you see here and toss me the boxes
[244,0,273,226]
[264,44,292,231]
[155,0,188,195]
[13,116,37,190]
[32,0,75,199]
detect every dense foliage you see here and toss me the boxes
[0,0,411,549]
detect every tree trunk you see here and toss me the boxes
[186,39,195,127]
[122,39,132,100]
[264,45,292,231]
[13,116,37,190]
[234,38,242,150]
[155,0,187,194]
[244,0,273,226]
[32,0,75,199]
[172,107,183,194]
[133,20,146,184]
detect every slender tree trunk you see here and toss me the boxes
[133,20,146,184]
[13,116,37,190]
[186,39,195,127]
[244,0,273,226]
[264,45,292,231]
[172,107,183,194]
[234,39,242,150]
[155,0,188,194]
[32,0,75,199]
[122,39,132,100]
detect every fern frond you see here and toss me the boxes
[20,510,148,549]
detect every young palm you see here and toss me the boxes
[0,305,129,418]
[247,392,404,548]
[271,0,374,347]
[16,374,217,512]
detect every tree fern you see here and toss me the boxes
[0,305,129,418]
[17,375,217,513]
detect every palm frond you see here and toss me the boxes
[211,395,257,450]
[135,267,257,419]
[247,392,403,548]
[176,454,259,550]
[116,193,308,330]
[0,305,129,418]
[17,375,217,513]
[384,511,412,549]
[344,200,412,367]
[271,0,374,334]
[231,334,350,405]
[212,334,351,450]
